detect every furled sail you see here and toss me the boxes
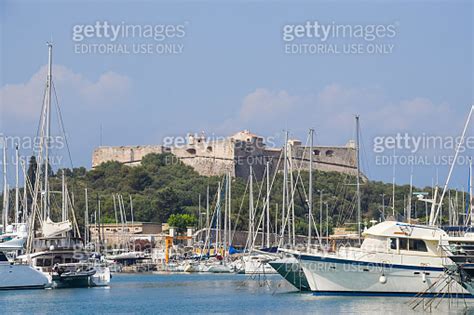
[42,217,72,237]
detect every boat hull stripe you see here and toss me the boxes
[298,254,444,272]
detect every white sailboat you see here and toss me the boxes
[17,43,110,288]
[1,141,49,290]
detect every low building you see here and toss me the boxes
[88,222,163,248]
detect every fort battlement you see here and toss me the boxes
[92,130,358,179]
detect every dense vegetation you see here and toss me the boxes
[1,153,460,236]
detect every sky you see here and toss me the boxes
[0,0,473,189]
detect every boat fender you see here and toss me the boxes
[422,272,426,283]
[379,274,387,284]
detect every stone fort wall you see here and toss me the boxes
[92,131,358,179]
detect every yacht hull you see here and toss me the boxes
[269,260,310,291]
[299,254,469,296]
[0,264,48,290]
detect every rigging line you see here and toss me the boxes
[248,152,284,249]
[230,175,249,243]
[358,123,370,179]
[252,149,283,248]
[340,192,357,227]
[52,82,74,170]
[35,85,48,140]
[201,177,224,256]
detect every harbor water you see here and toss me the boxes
[1,273,473,314]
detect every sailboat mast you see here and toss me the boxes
[470,158,473,226]
[355,115,361,243]
[85,188,89,245]
[408,170,413,223]
[22,160,27,223]
[249,166,254,246]
[266,161,270,248]
[308,129,314,250]
[113,194,118,225]
[130,195,134,230]
[62,170,66,221]
[206,185,210,245]
[44,43,53,220]
[289,143,295,247]
[15,145,19,224]
[392,150,396,217]
[216,182,221,252]
[224,175,228,256]
[282,131,288,243]
[228,172,232,248]
[2,144,7,232]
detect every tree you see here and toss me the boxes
[167,213,197,232]
[127,167,153,191]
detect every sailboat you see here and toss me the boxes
[0,139,50,290]
[240,165,278,275]
[16,43,110,288]
[269,129,316,290]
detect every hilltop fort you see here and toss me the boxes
[92,130,358,179]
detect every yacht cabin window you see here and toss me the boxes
[390,238,397,250]
[399,238,408,250]
[409,239,428,252]
[390,238,427,252]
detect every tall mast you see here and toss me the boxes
[249,166,254,246]
[216,182,221,252]
[62,170,66,221]
[392,149,396,217]
[224,175,228,256]
[355,115,361,243]
[130,195,134,230]
[15,145,19,224]
[198,194,201,231]
[228,172,232,248]
[408,170,413,223]
[2,143,7,231]
[470,158,473,225]
[113,194,118,225]
[21,160,27,223]
[289,144,295,247]
[85,188,89,245]
[282,131,288,243]
[266,161,270,248]
[206,185,209,244]
[308,129,314,251]
[44,43,53,220]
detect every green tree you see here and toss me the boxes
[167,213,197,232]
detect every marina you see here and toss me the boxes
[1,1,473,314]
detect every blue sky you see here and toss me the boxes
[0,0,473,189]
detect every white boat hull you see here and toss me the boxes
[0,264,48,290]
[91,266,111,286]
[299,254,467,296]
